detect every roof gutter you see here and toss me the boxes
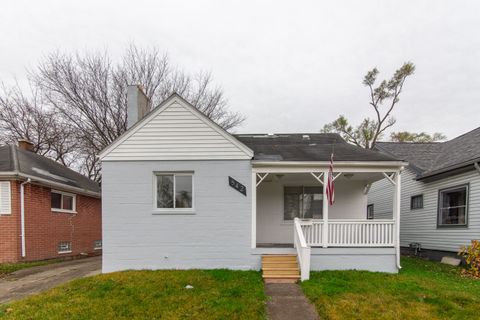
[0,172,100,198]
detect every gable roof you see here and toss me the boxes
[374,142,443,174]
[99,93,254,161]
[0,145,100,196]
[376,126,480,180]
[235,133,400,162]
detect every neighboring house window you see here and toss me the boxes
[94,240,102,250]
[156,173,193,210]
[410,195,423,210]
[438,185,468,226]
[367,204,374,220]
[51,190,76,213]
[0,181,11,215]
[58,241,72,253]
[284,186,323,220]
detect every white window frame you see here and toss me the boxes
[58,241,72,254]
[153,172,194,214]
[0,181,11,215]
[93,240,102,250]
[51,190,77,213]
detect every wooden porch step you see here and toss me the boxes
[262,255,297,261]
[261,254,300,283]
[262,263,299,268]
[262,267,299,272]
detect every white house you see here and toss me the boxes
[99,86,407,281]
[368,129,480,260]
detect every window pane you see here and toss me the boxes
[411,195,423,209]
[442,188,466,208]
[440,207,466,225]
[303,187,322,219]
[62,195,74,210]
[58,241,71,252]
[157,175,174,208]
[175,175,192,208]
[51,192,61,209]
[284,187,302,220]
[367,205,374,219]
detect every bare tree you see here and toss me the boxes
[322,62,416,149]
[0,45,244,181]
[0,84,77,166]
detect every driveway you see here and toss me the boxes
[0,256,101,304]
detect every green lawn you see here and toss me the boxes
[0,260,61,278]
[301,257,480,320]
[0,269,266,320]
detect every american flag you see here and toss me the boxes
[326,153,335,205]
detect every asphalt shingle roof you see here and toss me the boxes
[0,145,100,194]
[234,133,400,162]
[375,126,480,179]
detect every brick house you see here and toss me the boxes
[0,140,101,263]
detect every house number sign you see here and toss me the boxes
[229,176,246,196]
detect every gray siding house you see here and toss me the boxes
[368,128,480,256]
[100,86,408,280]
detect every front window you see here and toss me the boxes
[284,186,322,220]
[51,190,76,213]
[438,185,468,226]
[156,173,193,210]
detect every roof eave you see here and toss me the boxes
[252,160,408,170]
[416,158,480,181]
[0,172,101,198]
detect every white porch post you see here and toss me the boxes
[322,171,329,248]
[394,170,402,269]
[251,171,257,249]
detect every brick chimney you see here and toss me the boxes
[127,85,150,129]
[18,139,35,152]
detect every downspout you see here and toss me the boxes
[474,162,480,174]
[395,169,403,270]
[20,178,31,258]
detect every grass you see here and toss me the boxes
[301,257,480,320]
[0,260,62,278]
[0,269,266,320]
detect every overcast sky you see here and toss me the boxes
[1,0,479,139]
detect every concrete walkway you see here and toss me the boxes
[265,283,319,320]
[0,256,101,304]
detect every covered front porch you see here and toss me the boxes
[251,161,403,280]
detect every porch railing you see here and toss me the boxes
[293,218,311,281]
[298,219,394,247]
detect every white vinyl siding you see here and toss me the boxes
[103,101,252,161]
[0,181,11,215]
[369,168,480,252]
